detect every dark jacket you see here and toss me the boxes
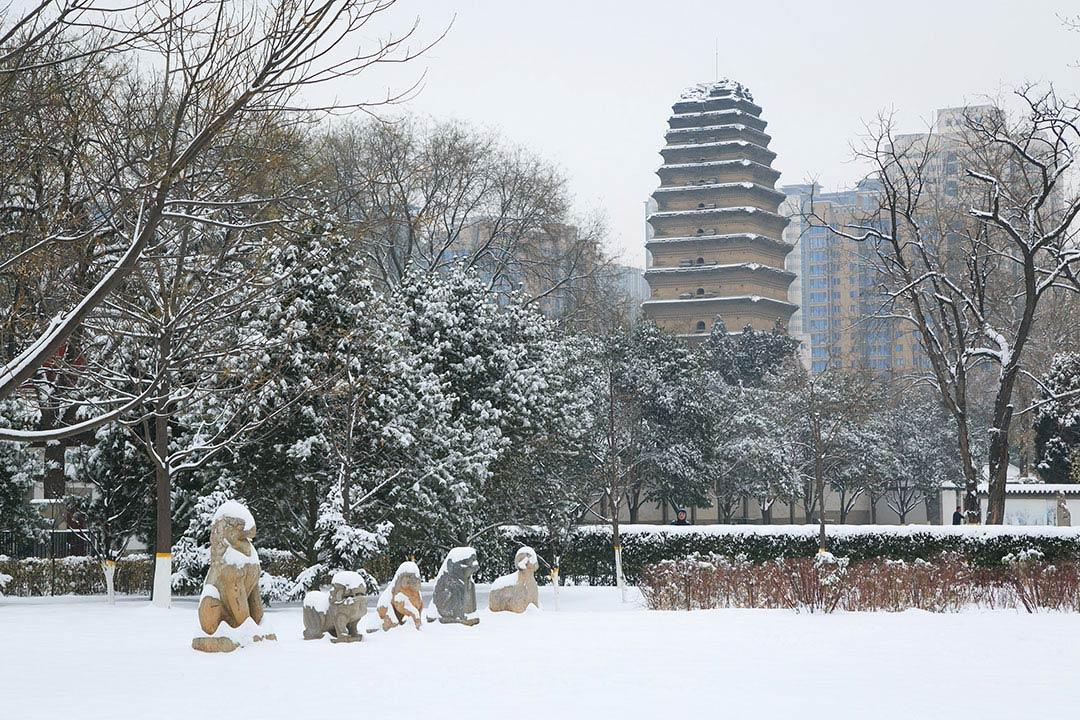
[952,511,963,525]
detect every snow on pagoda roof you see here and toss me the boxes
[645,232,793,249]
[680,79,754,103]
[648,206,785,221]
[652,182,784,200]
[644,262,795,278]
[643,294,797,309]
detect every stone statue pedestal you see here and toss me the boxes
[192,632,276,653]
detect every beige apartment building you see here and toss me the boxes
[643,80,796,338]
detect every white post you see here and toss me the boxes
[102,559,117,604]
[551,556,560,612]
[614,544,627,603]
[152,552,171,608]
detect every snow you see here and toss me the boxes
[211,499,256,530]
[303,590,330,613]
[564,522,1080,540]
[223,544,259,567]
[199,585,220,601]
[489,572,517,591]
[516,546,538,570]
[2,589,1079,720]
[446,546,476,563]
[331,570,365,590]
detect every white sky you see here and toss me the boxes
[343,0,1079,265]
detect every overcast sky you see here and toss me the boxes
[344,0,1079,265]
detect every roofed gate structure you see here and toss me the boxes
[643,80,796,338]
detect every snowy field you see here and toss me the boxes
[2,586,1078,720]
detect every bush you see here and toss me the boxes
[638,551,1080,613]
[0,550,309,598]
[493,524,1080,586]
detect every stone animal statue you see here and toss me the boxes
[488,546,539,613]
[302,571,368,642]
[428,547,479,626]
[376,561,423,631]
[193,501,275,652]
[1057,492,1073,527]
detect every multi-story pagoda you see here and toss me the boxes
[643,80,796,338]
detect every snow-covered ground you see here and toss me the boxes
[2,586,1077,720]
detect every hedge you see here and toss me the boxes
[0,550,307,598]
[492,524,1080,585]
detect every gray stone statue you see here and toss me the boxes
[488,546,540,613]
[428,547,479,626]
[302,571,368,642]
[1057,492,1073,527]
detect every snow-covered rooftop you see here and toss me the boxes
[652,182,783,199]
[645,232,793,249]
[648,206,784,221]
[642,294,797,309]
[644,262,794,278]
[679,79,754,103]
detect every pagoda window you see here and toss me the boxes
[696,288,705,296]
[694,321,706,333]
[695,257,704,265]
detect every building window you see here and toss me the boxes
[696,257,704,265]
[694,320,706,333]
[696,287,705,296]
[696,228,704,235]
[698,203,706,209]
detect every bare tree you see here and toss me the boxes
[813,88,1080,524]
[0,0,432,422]
[317,118,608,321]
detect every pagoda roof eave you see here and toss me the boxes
[645,232,793,251]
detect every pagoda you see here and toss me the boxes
[642,80,796,338]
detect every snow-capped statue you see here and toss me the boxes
[427,547,480,626]
[376,561,424,631]
[488,546,540,613]
[192,501,276,652]
[1057,492,1073,527]
[302,570,368,642]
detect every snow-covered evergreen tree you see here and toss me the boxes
[1036,352,1080,483]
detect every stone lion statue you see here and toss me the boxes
[489,546,539,613]
[303,571,367,642]
[376,561,423,631]
[193,501,274,652]
[428,547,479,626]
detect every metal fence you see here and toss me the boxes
[0,530,89,559]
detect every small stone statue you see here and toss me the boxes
[302,571,368,643]
[1057,492,1072,527]
[488,546,540,613]
[427,547,479,626]
[193,501,276,652]
[376,561,423,631]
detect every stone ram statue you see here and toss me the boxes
[488,546,539,613]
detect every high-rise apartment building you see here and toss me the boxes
[642,80,796,338]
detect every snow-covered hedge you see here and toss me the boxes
[495,524,1080,585]
[0,550,307,598]
[0,554,154,596]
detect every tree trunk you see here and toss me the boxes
[986,404,1014,525]
[611,511,626,603]
[102,560,117,604]
[151,398,172,608]
[956,414,981,525]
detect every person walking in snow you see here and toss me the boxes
[671,508,690,526]
[952,506,963,525]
